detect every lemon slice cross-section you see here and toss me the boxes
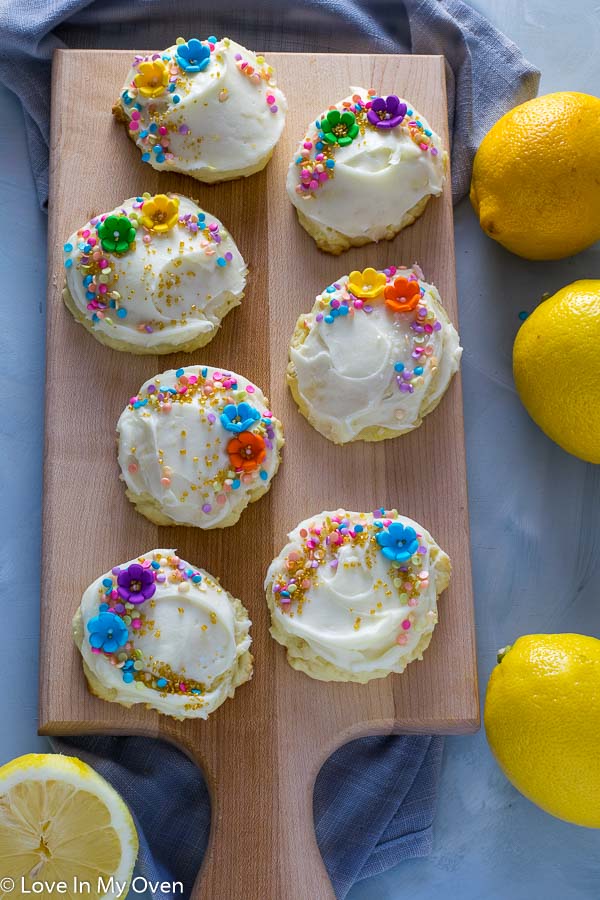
[0,754,138,899]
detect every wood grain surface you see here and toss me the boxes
[42,50,479,900]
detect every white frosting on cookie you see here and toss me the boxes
[118,37,287,181]
[75,550,252,719]
[266,510,450,682]
[63,194,246,352]
[117,365,284,528]
[288,266,462,443]
[286,87,446,242]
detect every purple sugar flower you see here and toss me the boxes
[117,563,156,604]
[367,95,407,129]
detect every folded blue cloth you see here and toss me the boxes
[0,0,539,209]
[1,1,539,896]
[51,733,444,899]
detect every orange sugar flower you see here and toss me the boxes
[384,276,421,313]
[227,431,266,472]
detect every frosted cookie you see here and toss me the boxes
[73,550,252,719]
[118,365,284,528]
[113,37,287,182]
[287,265,462,443]
[62,193,246,354]
[265,509,450,683]
[287,88,447,254]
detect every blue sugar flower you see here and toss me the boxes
[220,402,261,434]
[376,522,419,563]
[87,611,129,654]
[175,39,211,73]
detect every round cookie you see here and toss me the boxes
[73,550,252,719]
[62,193,246,354]
[118,365,284,528]
[265,509,451,683]
[287,265,462,443]
[286,88,447,254]
[113,37,287,182]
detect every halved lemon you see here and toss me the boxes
[0,753,138,898]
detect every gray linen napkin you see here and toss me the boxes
[51,733,444,899]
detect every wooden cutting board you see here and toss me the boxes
[41,49,478,900]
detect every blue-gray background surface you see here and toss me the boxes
[1,1,599,897]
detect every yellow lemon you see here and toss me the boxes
[470,92,600,259]
[485,635,600,827]
[513,280,600,462]
[0,753,138,895]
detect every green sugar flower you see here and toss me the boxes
[97,215,137,254]
[320,109,359,147]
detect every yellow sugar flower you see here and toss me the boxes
[347,267,387,299]
[134,60,169,98]
[140,194,180,233]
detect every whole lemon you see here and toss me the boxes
[470,92,600,259]
[513,280,600,462]
[485,634,600,827]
